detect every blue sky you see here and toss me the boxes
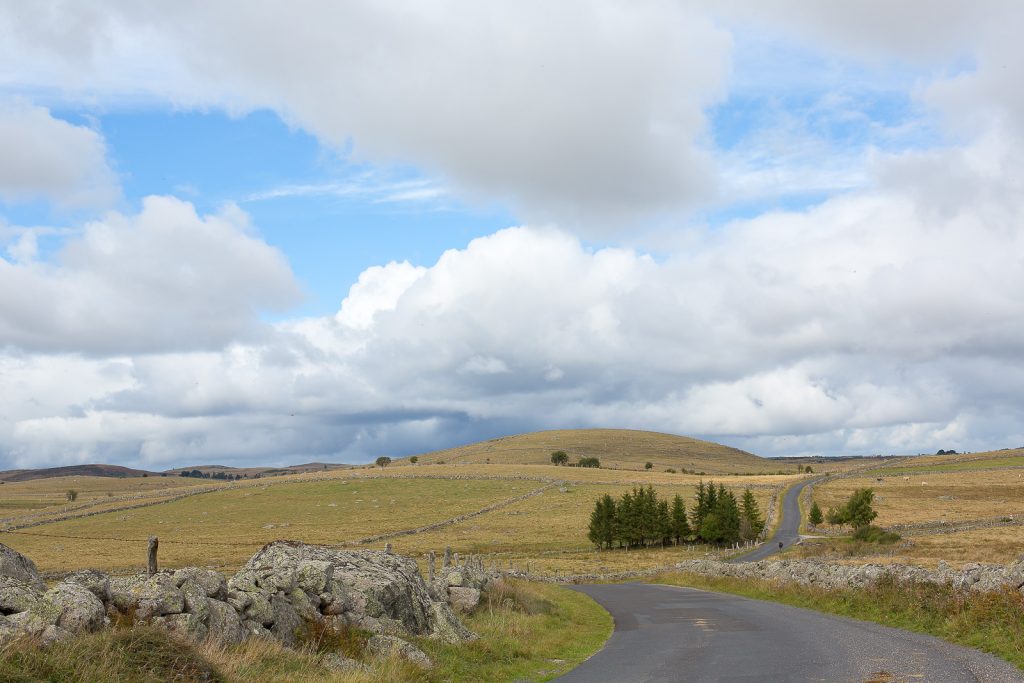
[2,2,1023,468]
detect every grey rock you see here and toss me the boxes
[367,634,433,668]
[236,541,473,642]
[173,567,227,599]
[34,582,105,634]
[133,574,185,620]
[244,592,274,627]
[445,570,464,587]
[154,612,208,642]
[180,580,210,622]
[447,587,481,614]
[0,575,42,615]
[270,594,305,646]
[0,543,44,590]
[62,570,110,604]
[287,588,319,622]
[207,598,247,645]
[296,560,333,594]
[322,652,370,673]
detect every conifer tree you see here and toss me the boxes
[656,498,672,546]
[740,488,765,540]
[808,501,824,526]
[588,494,617,549]
[670,494,690,544]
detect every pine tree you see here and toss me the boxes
[717,489,741,543]
[670,494,690,544]
[656,499,672,546]
[588,494,617,549]
[691,480,707,536]
[740,488,764,540]
[808,501,824,526]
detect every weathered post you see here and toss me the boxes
[453,552,460,567]
[384,542,392,554]
[428,551,436,583]
[443,546,452,568]
[147,536,159,576]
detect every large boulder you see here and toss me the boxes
[24,582,106,635]
[206,598,247,645]
[0,543,44,590]
[235,541,474,642]
[173,568,227,600]
[0,575,42,615]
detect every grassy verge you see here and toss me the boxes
[653,572,1024,670]
[0,581,611,683]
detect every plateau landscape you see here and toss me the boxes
[2,2,1023,682]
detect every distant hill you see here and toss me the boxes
[407,428,770,474]
[0,461,354,483]
[163,462,353,479]
[0,464,160,482]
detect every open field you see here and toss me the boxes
[813,469,1024,527]
[0,474,209,509]
[0,460,784,576]
[804,451,1024,566]
[866,447,1024,472]
[408,429,771,473]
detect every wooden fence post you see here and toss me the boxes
[147,536,159,576]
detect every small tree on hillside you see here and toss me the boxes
[375,456,392,468]
[66,489,78,502]
[808,501,824,526]
[550,451,568,466]
[410,456,418,464]
[804,465,814,473]
[826,488,878,529]
[578,456,600,469]
[644,462,653,470]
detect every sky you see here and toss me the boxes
[1,1,1023,469]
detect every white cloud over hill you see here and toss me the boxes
[1,2,1023,466]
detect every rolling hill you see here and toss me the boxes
[406,428,771,474]
[0,464,160,482]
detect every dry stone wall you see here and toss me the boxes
[0,540,483,669]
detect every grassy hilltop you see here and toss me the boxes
[409,428,768,473]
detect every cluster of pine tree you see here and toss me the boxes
[587,481,765,549]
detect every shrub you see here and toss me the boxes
[550,451,568,466]
[410,456,418,464]
[375,456,392,468]
[851,525,901,544]
[577,457,600,468]
[66,489,78,502]
[644,462,653,470]
[665,468,677,474]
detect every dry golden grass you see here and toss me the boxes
[814,470,1024,526]
[406,428,769,473]
[872,447,1024,473]
[0,474,209,513]
[0,466,778,578]
[0,478,529,573]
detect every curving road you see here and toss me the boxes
[728,475,821,563]
[555,478,1023,682]
[556,582,1023,682]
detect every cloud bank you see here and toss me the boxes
[1,2,1023,467]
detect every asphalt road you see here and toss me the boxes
[728,476,821,563]
[556,582,1023,682]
